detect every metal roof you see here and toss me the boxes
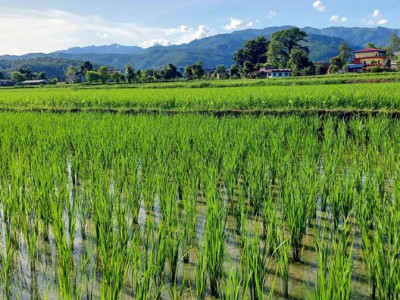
[353,48,386,53]
[347,64,365,69]
[22,80,48,84]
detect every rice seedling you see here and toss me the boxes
[0,112,399,299]
[195,248,207,299]
[220,266,247,300]
[276,229,290,299]
[281,177,308,262]
[203,167,226,297]
[241,224,271,300]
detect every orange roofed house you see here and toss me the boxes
[348,48,388,72]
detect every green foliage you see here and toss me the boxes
[111,72,124,84]
[11,71,26,84]
[0,57,86,78]
[288,48,311,76]
[184,61,205,80]
[233,36,269,75]
[125,63,135,83]
[212,64,228,79]
[329,56,345,73]
[389,33,400,55]
[85,70,101,83]
[267,27,309,68]
[229,64,241,79]
[80,60,94,73]
[338,41,353,63]
[98,66,109,84]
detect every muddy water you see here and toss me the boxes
[0,177,372,300]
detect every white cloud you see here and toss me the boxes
[330,15,347,23]
[372,9,380,18]
[363,9,389,26]
[223,18,255,31]
[0,8,213,55]
[266,10,277,19]
[193,25,210,39]
[377,19,389,25]
[140,39,171,48]
[223,18,244,31]
[312,1,326,12]
[96,32,111,39]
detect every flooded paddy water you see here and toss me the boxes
[0,112,398,299]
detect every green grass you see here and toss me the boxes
[2,81,400,112]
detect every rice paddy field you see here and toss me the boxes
[1,81,400,112]
[1,77,400,299]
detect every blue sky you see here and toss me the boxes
[0,0,399,55]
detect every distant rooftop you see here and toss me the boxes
[353,48,386,53]
[22,80,48,84]
[258,68,292,73]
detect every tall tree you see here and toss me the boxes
[267,28,309,68]
[287,49,311,76]
[162,64,181,81]
[85,71,101,84]
[0,71,5,79]
[184,65,193,80]
[267,40,286,68]
[366,42,377,49]
[233,36,269,75]
[125,64,135,84]
[329,56,345,74]
[18,67,32,80]
[66,66,78,83]
[11,71,26,84]
[338,41,352,64]
[328,41,353,74]
[390,33,400,53]
[153,70,163,81]
[80,61,94,73]
[38,72,47,80]
[98,66,109,84]
[141,69,154,82]
[192,61,205,79]
[212,65,228,79]
[111,72,123,84]
[229,65,241,79]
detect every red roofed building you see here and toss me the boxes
[353,48,387,69]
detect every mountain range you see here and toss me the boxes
[1,26,399,78]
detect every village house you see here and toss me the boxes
[347,48,389,72]
[21,79,49,86]
[251,67,292,78]
[0,79,15,87]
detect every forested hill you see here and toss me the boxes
[1,26,399,73]
[0,58,91,78]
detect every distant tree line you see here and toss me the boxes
[64,61,184,84]
[9,67,58,84]
[0,57,86,81]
